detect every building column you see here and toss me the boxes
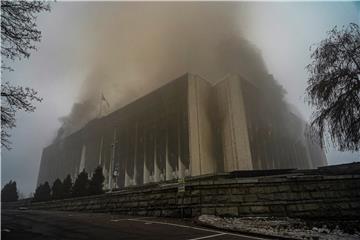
[98,137,103,166]
[178,113,185,179]
[79,145,86,173]
[133,122,138,186]
[165,126,172,180]
[108,159,112,189]
[154,135,160,182]
[124,171,130,187]
[221,75,253,172]
[143,132,149,184]
[109,129,117,191]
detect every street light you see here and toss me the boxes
[113,168,119,190]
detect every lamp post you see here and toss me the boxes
[113,167,119,190]
[110,129,118,192]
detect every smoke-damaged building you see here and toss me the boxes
[37,73,327,189]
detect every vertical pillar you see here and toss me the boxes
[98,137,104,166]
[109,129,117,191]
[154,135,160,182]
[133,122,138,186]
[79,145,86,173]
[124,171,130,187]
[124,128,130,187]
[165,125,172,180]
[220,75,253,172]
[74,167,78,181]
[108,161,112,189]
[178,113,184,179]
[143,131,149,184]
[188,75,217,176]
[188,77,201,176]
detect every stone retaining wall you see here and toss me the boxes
[3,170,360,219]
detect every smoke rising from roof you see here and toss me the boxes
[54,2,295,141]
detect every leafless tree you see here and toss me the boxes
[306,23,360,151]
[1,1,50,149]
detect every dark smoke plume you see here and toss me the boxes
[54,2,302,142]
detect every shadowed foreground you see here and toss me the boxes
[1,210,267,240]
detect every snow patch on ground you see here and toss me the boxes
[198,215,360,240]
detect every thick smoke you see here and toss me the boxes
[55,2,298,141]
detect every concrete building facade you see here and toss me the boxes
[37,73,327,189]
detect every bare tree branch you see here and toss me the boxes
[306,23,360,152]
[1,1,50,149]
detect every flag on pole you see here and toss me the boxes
[97,92,110,118]
[101,93,110,108]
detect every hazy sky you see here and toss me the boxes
[2,2,359,196]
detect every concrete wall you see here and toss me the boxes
[6,169,360,219]
[214,75,253,172]
[188,74,217,176]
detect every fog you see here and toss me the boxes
[2,2,359,196]
[54,2,275,141]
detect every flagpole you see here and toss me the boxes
[98,92,103,118]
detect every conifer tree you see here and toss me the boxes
[51,178,63,200]
[1,180,18,202]
[89,166,105,195]
[62,174,73,199]
[33,182,51,202]
[72,170,90,197]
